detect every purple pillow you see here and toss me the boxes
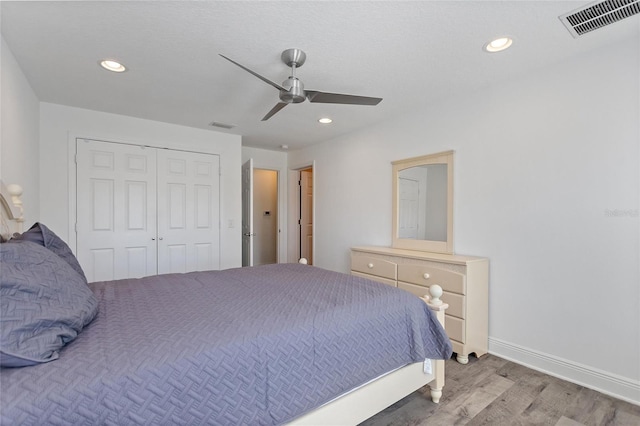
[12,223,87,282]
[0,241,98,367]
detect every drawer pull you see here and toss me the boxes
[423,273,430,280]
[368,263,374,269]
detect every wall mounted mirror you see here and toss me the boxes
[392,151,453,254]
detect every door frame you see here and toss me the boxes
[288,161,316,264]
[241,154,288,264]
[241,159,254,266]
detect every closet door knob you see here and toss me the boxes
[423,273,430,280]
[151,237,156,241]
[159,237,164,241]
[368,263,374,269]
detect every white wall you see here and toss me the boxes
[241,146,288,262]
[289,38,639,402]
[40,103,242,269]
[1,37,40,225]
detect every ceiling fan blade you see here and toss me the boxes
[306,91,382,106]
[219,54,286,91]
[262,102,288,121]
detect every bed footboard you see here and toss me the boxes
[289,271,449,425]
[421,284,449,403]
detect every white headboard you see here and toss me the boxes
[0,180,24,240]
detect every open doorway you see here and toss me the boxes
[299,167,313,265]
[253,169,278,265]
[288,162,315,265]
[242,159,279,267]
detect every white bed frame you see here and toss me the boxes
[0,184,447,426]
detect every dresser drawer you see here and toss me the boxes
[351,255,397,280]
[397,282,464,319]
[351,271,397,287]
[397,264,465,294]
[445,314,465,343]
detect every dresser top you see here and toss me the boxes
[351,246,488,265]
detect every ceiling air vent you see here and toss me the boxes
[209,121,236,129]
[559,0,640,37]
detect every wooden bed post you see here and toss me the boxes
[421,284,448,404]
[0,181,24,236]
[7,184,24,233]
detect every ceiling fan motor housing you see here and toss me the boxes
[280,76,306,103]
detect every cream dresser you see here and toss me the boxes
[351,246,488,364]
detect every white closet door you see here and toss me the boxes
[76,139,158,282]
[157,149,220,274]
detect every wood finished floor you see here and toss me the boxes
[359,354,640,426]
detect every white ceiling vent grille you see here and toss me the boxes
[209,121,236,129]
[559,0,640,37]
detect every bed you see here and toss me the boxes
[0,181,451,425]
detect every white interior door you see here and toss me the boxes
[399,177,419,239]
[242,159,254,267]
[157,149,220,274]
[76,139,157,282]
[300,168,313,264]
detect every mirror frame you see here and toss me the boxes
[392,150,454,254]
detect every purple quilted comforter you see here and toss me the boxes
[0,264,451,425]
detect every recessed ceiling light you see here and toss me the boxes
[99,59,127,72]
[318,117,332,124]
[484,37,513,53]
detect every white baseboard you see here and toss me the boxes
[488,337,640,406]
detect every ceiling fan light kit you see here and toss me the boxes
[219,48,382,121]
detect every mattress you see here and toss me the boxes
[0,263,451,425]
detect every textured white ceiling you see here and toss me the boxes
[1,1,638,150]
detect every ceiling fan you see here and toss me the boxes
[219,48,382,121]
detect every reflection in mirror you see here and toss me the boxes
[398,164,447,241]
[392,151,453,254]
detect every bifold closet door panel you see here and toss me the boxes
[77,140,222,281]
[76,139,158,282]
[156,149,221,274]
